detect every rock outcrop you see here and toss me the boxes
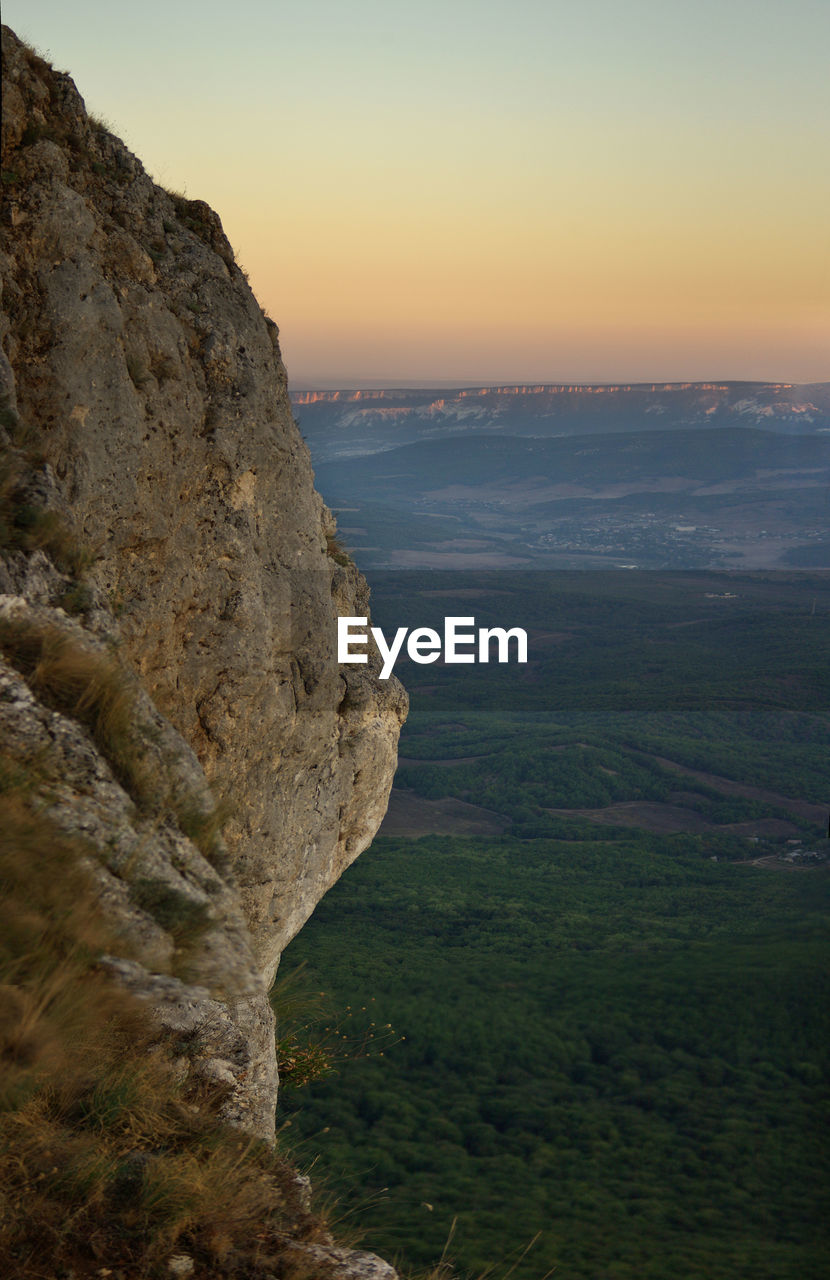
[0,572,281,1139]
[1,24,406,977]
[0,21,406,1147]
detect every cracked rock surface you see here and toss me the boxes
[1,25,407,990]
[0,22,407,1170]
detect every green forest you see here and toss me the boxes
[278,572,830,1280]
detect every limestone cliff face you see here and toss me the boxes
[0,25,406,991]
[0,560,283,1141]
[0,25,406,1145]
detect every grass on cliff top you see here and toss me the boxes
[0,759,331,1279]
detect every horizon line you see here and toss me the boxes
[288,377,829,394]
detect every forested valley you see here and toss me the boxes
[279,572,829,1280]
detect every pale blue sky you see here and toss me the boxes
[5,0,829,385]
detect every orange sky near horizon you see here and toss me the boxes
[4,0,829,386]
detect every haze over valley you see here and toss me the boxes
[295,382,830,570]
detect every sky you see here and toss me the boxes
[4,0,829,387]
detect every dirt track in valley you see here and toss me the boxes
[379,789,509,837]
[544,800,799,838]
[647,754,827,825]
[380,752,827,841]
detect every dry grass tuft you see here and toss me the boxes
[0,615,153,806]
[173,793,236,874]
[273,966,403,1091]
[0,768,329,1278]
[326,534,352,568]
[0,452,92,579]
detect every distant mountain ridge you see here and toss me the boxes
[292,381,830,462]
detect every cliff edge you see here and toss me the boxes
[0,17,406,1154]
[0,26,406,985]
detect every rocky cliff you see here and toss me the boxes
[0,17,406,1164]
